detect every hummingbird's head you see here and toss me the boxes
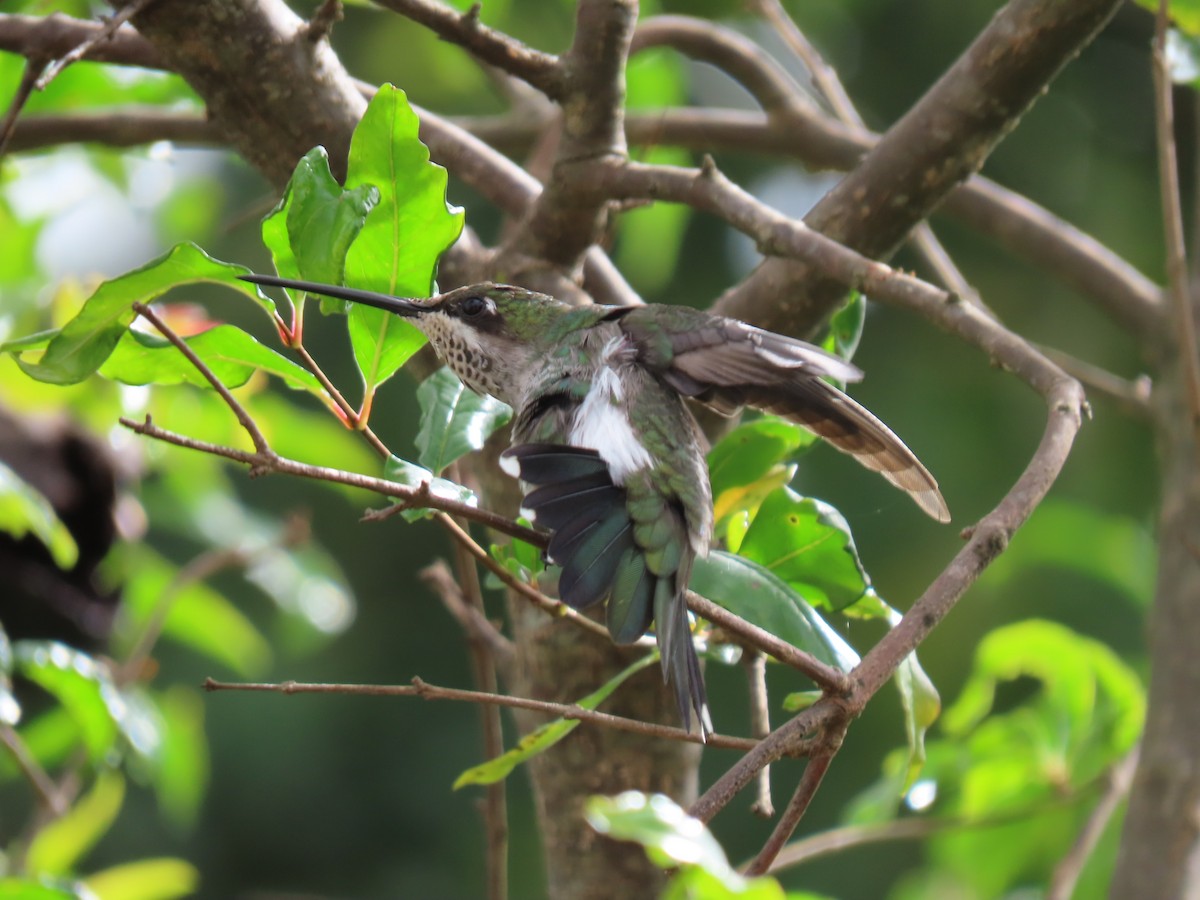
[239,275,559,406]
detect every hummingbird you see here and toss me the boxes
[240,274,950,738]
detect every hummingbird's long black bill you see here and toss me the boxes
[238,273,426,316]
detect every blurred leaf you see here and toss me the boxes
[735,488,871,611]
[383,455,477,522]
[894,651,940,793]
[981,500,1155,607]
[0,198,41,285]
[150,687,209,828]
[781,690,822,712]
[0,879,82,899]
[942,619,1144,746]
[0,460,78,568]
[586,791,767,894]
[27,769,125,877]
[0,708,77,781]
[14,642,122,762]
[626,48,687,108]
[415,367,512,474]
[99,325,322,394]
[83,858,199,900]
[454,652,658,788]
[486,533,545,589]
[343,85,463,390]
[689,551,860,672]
[9,243,272,385]
[117,546,271,677]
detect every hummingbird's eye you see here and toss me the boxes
[460,296,489,317]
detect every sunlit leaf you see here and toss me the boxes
[454,653,658,788]
[83,858,199,900]
[1139,0,1200,38]
[343,85,463,390]
[14,641,123,762]
[26,769,125,877]
[895,651,940,793]
[9,243,273,384]
[383,454,477,522]
[286,147,379,287]
[689,551,860,672]
[0,621,17,726]
[0,460,78,569]
[0,879,81,899]
[416,367,512,474]
[707,417,812,504]
[0,708,77,781]
[822,291,865,363]
[735,488,871,611]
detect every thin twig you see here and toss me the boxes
[35,0,159,90]
[202,677,760,751]
[445,502,509,900]
[743,651,774,819]
[1153,0,1200,431]
[0,724,64,816]
[421,560,514,662]
[1048,747,1140,900]
[744,744,839,875]
[0,56,48,160]
[292,344,391,458]
[132,303,274,459]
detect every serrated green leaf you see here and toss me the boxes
[99,325,322,394]
[735,488,871,611]
[689,551,860,672]
[454,652,658,788]
[9,243,274,385]
[415,367,512,474]
[27,769,124,877]
[83,858,199,900]
[118,546,271,677]
[0,460,78,569]
[383,455,477,522]
[287,147,379,286]
[14,642,122,762]
[343,84,463,389]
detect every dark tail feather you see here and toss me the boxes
[654,579,711,740]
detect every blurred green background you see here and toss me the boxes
[0,0,1160,897]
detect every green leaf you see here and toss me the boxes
[0,460,78,569]
[14,642,123,762]
[118,546,271,677]
[980,500,1154,607]
[0,708,78,781]
[415,367,512,474]
[383,455,477,522]
[99,325,323,394]
[343,84,463,389]
[707,417,812,504]
[689,551,860,672]
[27,769,125,877]
[736,488,871,611]
[822,291,865,363]
[586,792,747,887]
[615,146,692,294]
[9,243,273,385]
[0,879,82,899]
[83,859,198,900]
[286,147,380,286]
[149,687,208,828]
[894,650,940,793]
[454,652,658,788]
[486,533,545,589]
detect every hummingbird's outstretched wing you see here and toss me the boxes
[617,307,951,523]
[500,444,712,738]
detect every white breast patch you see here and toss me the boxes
[570,355,652,484]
